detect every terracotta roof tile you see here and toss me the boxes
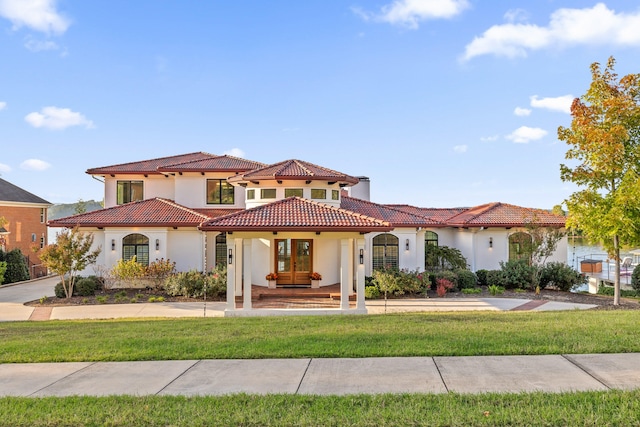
[228,159,359,185]
[341,196,440,226]
[445,202,566,227]
[387,204,468,223]
[157,155,265,172]
[200,197,392,232]
[86,152,215,175]
[48,198,213,228]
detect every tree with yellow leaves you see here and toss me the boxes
[559,57,640,305]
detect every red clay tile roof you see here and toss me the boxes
[86,152,263,175]
[200,197,392,232]
[228,159,359,185]
[48,198,214,228]
[445,202,566,227]
[386,204,468,223]
[157,155,264,172]
[341,196,440,227]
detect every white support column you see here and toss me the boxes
[340,239,350,310]
[225,239,236,311]
[235,238,243,297]
[356,238,366,310]
[243,238,252,310]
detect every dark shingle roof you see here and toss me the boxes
[0,178,51,205]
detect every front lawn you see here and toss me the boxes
[2,310,639,363]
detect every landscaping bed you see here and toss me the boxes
[25,288,218,307]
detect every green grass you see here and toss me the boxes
[1,391,640,426]
[2,310,640,363]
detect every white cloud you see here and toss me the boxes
[24,38,59,52]
[480,135,499,142]
[462,3,640,61]
[504,9,529,24]
[506,126,547,143]
[353,0,470,29]
[0,163,11,173]
[530,95,574,114]
[0,101,6,111]
[20,158,51,171]
[0,0,70,34]
[453,144,467,153]
[223,148,245,158]
[25,106,94,130]
[514,107,531,116]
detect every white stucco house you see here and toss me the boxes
[49,152,567,315]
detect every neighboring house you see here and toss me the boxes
[49,152,567,315]
[0,177,52,278]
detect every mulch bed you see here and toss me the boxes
[26,288,222,307]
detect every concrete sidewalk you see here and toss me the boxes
[1,353,639,397]
[0,277,598,321]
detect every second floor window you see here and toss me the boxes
[207,179,234,204]
[117,181,144,205]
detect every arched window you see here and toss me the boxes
[215,233,227,266]
[509,232,532,263]
[122,234,149,266]
[425,231,439,269]
[372,233,399,271]
[425,231,438,247]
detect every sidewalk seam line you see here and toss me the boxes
[561,354,611,390]
[28,361,98,397]
[155,360,202,396]
[432,357,450,393]
[295,358,312,394]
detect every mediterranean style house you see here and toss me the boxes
[0,177,52,278]
[48,152,567,315]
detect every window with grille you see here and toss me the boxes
[372,233,399,271]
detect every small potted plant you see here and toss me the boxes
[265,272,278,288]
[309,272,322,288]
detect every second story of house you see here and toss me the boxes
[86,152,368,211]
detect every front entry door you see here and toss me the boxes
[276,239,312,285]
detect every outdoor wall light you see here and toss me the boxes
[111,239,116,251]
[489,237,493,248]
[359,248,364,265]
[228,248,233,265]
[405,239,410,251]
[155,239,160,251]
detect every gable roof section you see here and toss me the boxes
[341,196,440,227]
[48,198,212,228]
[0,178,51,205]
[445,202,566,228]
[200,197,392,232]
[228,159,359,185]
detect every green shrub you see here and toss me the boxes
[539,262,585,292]
[54,282,66,298]
[455,269,477,289]
[96,296,108,304]
[632,264,640,292]
[372,269,401,298]
[147,258,176,290]
[164,270,206,297]
[0,260,6,285]
[488,284,505,295]
[476,269,489,287]
[364,286,380,299]
[499,259,537,290]
[2,249,29,284]
[111,256,146,284]
[204,265,227,298]
[461,287,482,294]
[485,269,506,288]
[75,278,97,296]
[597,285,639,298]
[429,270,458,291]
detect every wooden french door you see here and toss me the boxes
[275,239,312,285]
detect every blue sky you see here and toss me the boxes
[1,1,639,209]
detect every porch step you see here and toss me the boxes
[258,292,333,300]
[330,293,357,301]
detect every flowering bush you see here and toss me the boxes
[265,272,278,280]
[309,272,322,280]
[436,278,455,297]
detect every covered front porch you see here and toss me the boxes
[199,197,392,316]
[224,232,367,317]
